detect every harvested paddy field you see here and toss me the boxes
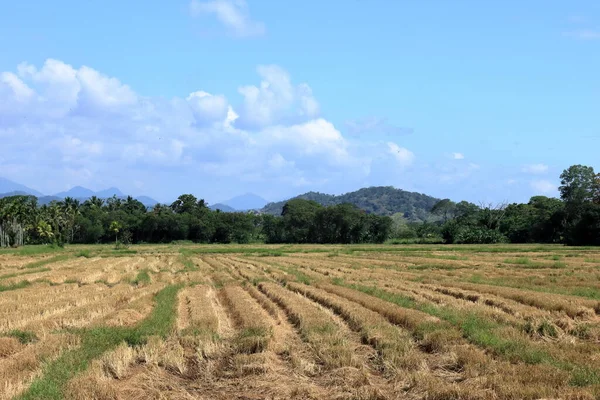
[1,243,600,399]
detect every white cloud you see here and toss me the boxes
[387,142,415,167]
[268,153,294,170]
[189,0,265,37]
[564,29,600,40]
[452,152,464,160]
[530,180,557,194]
[522,163,548,174]
[187,91,229,124]
[237,65,319,128]
[1,72,34,102]
[262,118,349,164]
[0,59,375,198]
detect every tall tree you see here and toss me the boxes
[559,165,598,204]
[431,199,457,223]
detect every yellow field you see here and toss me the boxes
[1,244,600,399]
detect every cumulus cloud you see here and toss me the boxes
[0,58,370,199]
[187,91,229,125]
[237,65,319,128]
[452,152,464,160]
[189,0,265,37]
[522,163,548,174]
[530,180,557,194]
[387,142,415,167]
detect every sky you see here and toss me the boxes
[0,1,599,205]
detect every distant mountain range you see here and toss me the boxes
[222,193,268,211]
[209,193,268,212]
[209,203,236,212]
[260,186,440,221]
[0,177,158,207]
[0,178,440,219]
[0,177,44,197]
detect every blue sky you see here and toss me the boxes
[0,1,599,204]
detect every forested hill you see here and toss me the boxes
[261,186,440,220]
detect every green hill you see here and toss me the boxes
[261,186,440,221]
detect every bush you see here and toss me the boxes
[454,226,508,244]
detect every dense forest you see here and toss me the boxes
[261,186,439,221]
[0,164,598,247]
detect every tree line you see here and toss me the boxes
[0,164,598,247]
[0,193,393,246]
[392,164,600,246]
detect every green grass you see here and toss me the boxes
[0,280,31,292]
[463,274,600,300]
[74,250,93,258]
[502,257,566,269]
[277,265,312,285]
[12,245,66,256]
[332,279,598,384]
[131,270,151,286]
[0,267,50,281]
[17,284,183,400]
[1,329,38,344]
[408,263,470,271]
[178,255,199,272]
[21,255,70,270]
[256,250,284,257]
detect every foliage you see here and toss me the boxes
[261,186,440,220]
[1,165,599,246]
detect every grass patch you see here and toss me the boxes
[0,280,31,292]
[74,250,93,258]
[333,281,564,368]
[12,245,66,256]
[17,284,183,400]
[0,267,50,280]
[503,257,566,269]
[131,270,151,286]
[256,250,283,257]
[22,255,70,270]
[570,367,600,387]
[277,265,312,285]
[109,249,137,256]
[178,255,199,272]
[463,274,600,300]
[408,263,469,271]
[2,329,38,344]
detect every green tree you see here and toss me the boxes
[109,221,122,245]
[431,199,457,223]
[559,165,598,204]
[170,194,199,215]
[36,220,54,243]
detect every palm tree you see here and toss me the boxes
[110,221,122,246]
[61,197,81,243]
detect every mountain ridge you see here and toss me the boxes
[0,180,158,208]
[260,186,440,221]
[222,193,268,211]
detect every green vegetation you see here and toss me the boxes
[22,254,70,269]
[261,186,439,220]
[17,284,182,400]
[0,280,31,292]
[131,269,151,286]
[334,280,599,384]
[2,329,38,344]
[0,267,50,280]
[1,164,599,247]
[74,249,93,258]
